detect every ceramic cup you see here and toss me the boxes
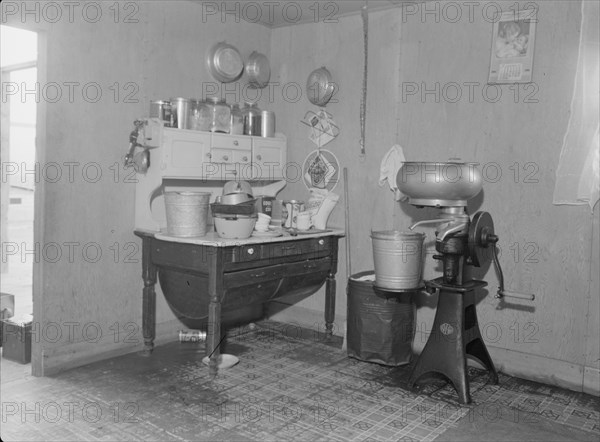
[296,211,311,231]
[255,213,271,232]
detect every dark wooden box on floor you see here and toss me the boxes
[1,320,32,364]
[0,293,16,348]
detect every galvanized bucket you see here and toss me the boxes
[164,191,211,237]
[371,231,425,290]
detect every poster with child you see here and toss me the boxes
[488,8,537,83]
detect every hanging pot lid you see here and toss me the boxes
[307,66,335,107]
[207,42,244,83]
[246,51,271,88]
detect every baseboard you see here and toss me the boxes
[414,329,598,396]
[266,302,346,337]
[583,366,600,396]
[487,346,584,393]
[39,319,185,376]
[40,340,143,376]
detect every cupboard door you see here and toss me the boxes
[161,128,210,179]
[252,135,287,180]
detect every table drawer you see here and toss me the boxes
[284,258,332,275]
[224,257,331,290]
[224,264,284,289]
[228,237,333,265]
[265,237,331,259]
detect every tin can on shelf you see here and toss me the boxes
[283,200,305,229]
[170,97,190,129]
[149,100,172,126]
[178,330,207,342]
[241,102,262,136]
[261,110,275,137]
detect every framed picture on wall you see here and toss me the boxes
[488,7,537,83]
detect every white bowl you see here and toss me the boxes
[214,215,256,239]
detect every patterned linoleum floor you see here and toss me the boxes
[1,321,599,441]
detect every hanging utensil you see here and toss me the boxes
[207,42,244,83]
[307,67,335,107]
[245,51,271,88]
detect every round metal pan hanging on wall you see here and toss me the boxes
[307,67,335,107]
[246,51,271,88]
[207,42,244,83]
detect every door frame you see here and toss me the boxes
[1,22,48,377]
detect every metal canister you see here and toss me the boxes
[260,111,275,137]
[170,97,190,129]
[178,330,207,342]
[149,100,172,126]
[242,102,262,136]
[283,200,305,229]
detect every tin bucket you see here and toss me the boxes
[164,192,211,237]
[371,231,425,290]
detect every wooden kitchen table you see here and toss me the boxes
[134,228,344,375]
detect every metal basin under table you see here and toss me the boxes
[134,228,344,375]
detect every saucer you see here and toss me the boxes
[252,230,283,238]
[202,354,239,369]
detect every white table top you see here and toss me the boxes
[152,228,345,247]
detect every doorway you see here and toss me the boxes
[1,25,38,322]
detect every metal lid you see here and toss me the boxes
[246,51,271,89]
[207,96,226,104]
[207,42,244,83]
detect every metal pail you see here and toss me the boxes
[371,231,425,289]
[164,192,211,237]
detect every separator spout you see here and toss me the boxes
[409,219,447,230]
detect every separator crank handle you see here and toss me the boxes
[497,290,535,301]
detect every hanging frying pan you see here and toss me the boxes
[307,67,335,107]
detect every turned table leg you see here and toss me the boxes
[206,248,224,376]
[325,271,336,339]
[325,237,339,340]
[139,234,157,356]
